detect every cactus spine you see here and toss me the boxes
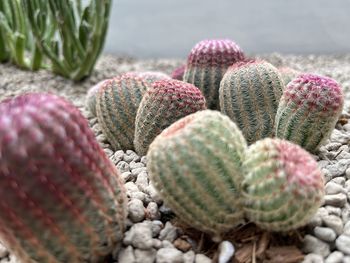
[275,74,344,152]
[134,79,207,156]
[278,67,301,86]
[183,39,245,109]
[242,138,324,231]
[219,60,284,144]
[85,80,107,117]
[147,110,247,240]
[96,74,150,150]
[171,64,186,80]
[0,93,127,263]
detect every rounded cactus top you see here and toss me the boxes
[124,71,170,84]
[283,74,344,113]
[186,39,245,67]
[171,64,186,80]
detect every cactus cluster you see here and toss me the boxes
[134,79,207,156]
[96,74,151,151]
[275,74,344,152]
[242,138,324,231]
[171,64,186,80]
[183,39,245,109]
[124,71,171,84]
[219,60,284,144]
[278,67,301,86]
[85,80,107,117]
[0,93,127,263]
[147,110,247,240]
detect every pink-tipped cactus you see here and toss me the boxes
[0,93,127,263]
[275,74,344,152]
[183,39,245,109]
[171,64,186,80]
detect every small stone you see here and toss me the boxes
[130,161,145,170]
[128,199,145,223]
[325,251,344,263]
[323,215,344,235]
[195,254,212,263]
[307,214,323,228]
[162,240,175,248]
[156,248,184,263]
[118,246,136,263]
[103,148,114,157]
[134,248,156,263]
[344,256,350,263]
[146,184,163,205]
[147,202,160,220]
[153,239,163,249]
[159,222,179,242]
[331,177,346,186]
[117,161,130,173]
[303,234,330,257]
[96,133,107,143]
[125,182,139,193]
[123,154,136,163]
[122,171,134,183]
[342,206,350,223]
[218,241,235,263]
[151,220,164,237]
[336,235,350,254]
[141,156,147,165]
[325,206,342,217]
[325,159,349,178]
[324,193,347,207]
[325,182,346,195]
[346,168,350,179]
[114,150,125,162]
[124,222,154,249]
[344,221,350,236]
[314,226,337,242]
[136,171,149,192]
[330,129,350,144]
[130,191,148,202]
[302,253,324,263]
[325,142,342,151]
[174,238,192,252]
[132,167,148,176]
[183,251,195,263]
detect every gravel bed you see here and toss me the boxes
[0,54,349,263]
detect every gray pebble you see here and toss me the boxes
[303,234,330,257]
[151,220,164,237]
[117,161,130,173]
[302,253,324,263]
[103,148,114,157]
[124,222,154,249]
[136,171,149,192]
[183,251,195,263]
[128,199,146,223]
[330,129,350,144]
[344,221,350,236]
[141,156,147,165]
[314,226,337,242]
[134,248,156,263]
[344,256,350,263]
[146,184,163,205]
[324,193,347,207]
[325,206,342,217]
[195,254,212,263]
[159,222,179,242]
[132,167,148,176]
[125,182,139,193]
[147,202,160,220]
[122,171,135,183]
[118,246,136,263]
[325,142,342,151]
[325,182,346,195]
[346,168,350,179]
[331,177,346,187]
[336,235,350,254]
[130,161,145,170]
[153,239,163,249]
[113,150,125,163]
[323,215,344,235]
[308,214,323,228]
[342,206,350,223]
[325,251,344,263]
[156,248,184,263]
[130,191,148,203]
[162,240,175,248]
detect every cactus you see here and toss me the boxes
[96,74,151,150]
[275,74,344,152]
[219,60,284,144]
[171,64,186,80]
[125,71,171,84]
[0,93,127,263]
[85,80,107,117]
[242,138,324,232]
[147,110,247,240]
[134,79,207,156]
[183,39,245,109]
[278,67,301,86]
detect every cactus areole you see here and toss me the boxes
[0,93,127,263]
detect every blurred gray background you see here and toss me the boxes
[104,0,350,58]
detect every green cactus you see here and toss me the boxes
[275,74,344,152]
[96,74,151,151]
[278,67,301,86]
[147,110,247,240]
[183,39,245,109]
[0,93,127,263]
[242,138,324,231]
[134,79,207,156]
[219,60,284,144]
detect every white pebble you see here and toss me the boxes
[218,241,235,263]
[336,235,350,255]
[128,199,145,223]
[157,248,183,263]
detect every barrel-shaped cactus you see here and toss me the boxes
[0,93,127,263]
[134,79,207,156]
[275,74,344,152]
[219,60,284,144]
[96,74,150,150]
[125,71,170,84]
[171,64,186,80]
[147,110,247,240]
[183,39,245,109]
[242,138,324,231]
[278,67,301,86]
[85,80,107,116]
